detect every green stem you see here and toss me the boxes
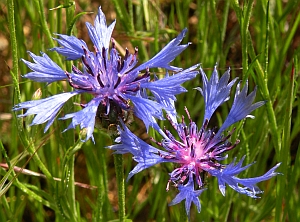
[275,60,295,222]
[264,1,270,77]
[247,33,281,157]
[101,146,111,220]
[68,155,77,220]
[114,154,125,222]
[1,195,13,218]
[63,138,84,220]
[28,139,54,180]
[7,0,53,182]
[7,0,21,105]
[3,173,56,210]
[242,0,254,78]
[16,179,56,209]
[232,0,254,79]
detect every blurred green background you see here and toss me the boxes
[0,0,300,221]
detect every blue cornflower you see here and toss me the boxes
[108,66,281,217]
[13,7,199,142]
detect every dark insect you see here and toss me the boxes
[95,100,133,135]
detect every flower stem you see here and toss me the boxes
[7,0,54,179]
[114,154,125,221]
[7,0,21,102]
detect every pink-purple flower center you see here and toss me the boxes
[152,107,239,189]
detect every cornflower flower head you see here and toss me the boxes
[13,7,199,142]
[108,66,281,218]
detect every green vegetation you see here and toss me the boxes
[0,0,299,221]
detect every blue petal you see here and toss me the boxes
[207,156,281,198]
[59,97,102,142]
[234,163,282,195]
[50,34,88,60]
[107,122,158,155]
[22,51,66,83]
[141,64,199,101]
[195,66,238,123]
[133,28,190,72]
[107,121,169,181]
[126,93,165,130]
[85,6,116,50]
[169,176,206,218]
[128,151,168,181]
[158,96,178,124]
[139,65,199,124]
[217,81,266,134]
[13,91,79,132]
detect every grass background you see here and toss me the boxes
[1,0,300,221]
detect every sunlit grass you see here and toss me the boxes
[1,0,299,221]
